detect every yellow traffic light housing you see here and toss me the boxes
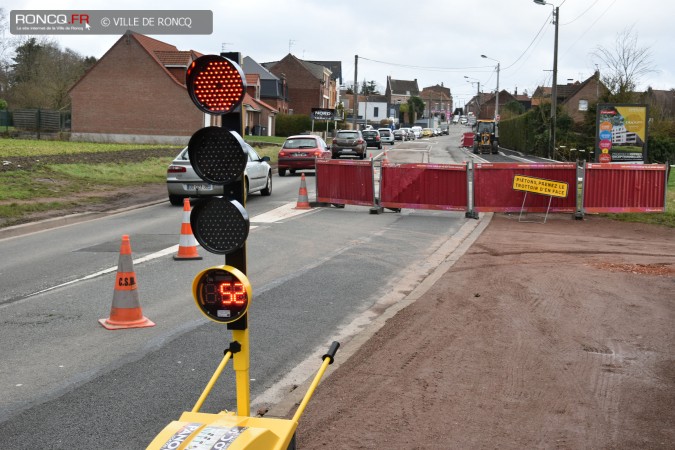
[192,265,251,324]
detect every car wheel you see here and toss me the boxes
[261,172,272,196]
[290,169,296,175]
[378,144,382,149]
[279,168,287,177]
[169,195,184,206]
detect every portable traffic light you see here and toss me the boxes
[185,54,252,416]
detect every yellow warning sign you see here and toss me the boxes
[512,175,569,198]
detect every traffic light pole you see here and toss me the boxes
[219,51,252,417]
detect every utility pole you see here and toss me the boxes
[352,55,358,129]
[428,92,432,128]
[481,54,500,137]
[534,0,560,159]
[551,6,559,160]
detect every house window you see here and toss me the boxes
[373,107,379,118]
[579,99,588,111]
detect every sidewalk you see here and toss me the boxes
[282,213,675,449]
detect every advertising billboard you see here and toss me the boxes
[594,104,648,163]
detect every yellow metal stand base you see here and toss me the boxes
[147,411,296,450]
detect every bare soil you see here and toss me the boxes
[293,214,675,449]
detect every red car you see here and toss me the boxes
[278,135,331,176]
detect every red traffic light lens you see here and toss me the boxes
[186,55,246,114]
[193,266,251,324]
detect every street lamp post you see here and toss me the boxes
[480,54,500,136]
[534,0,559,160]
[464,76,480,117]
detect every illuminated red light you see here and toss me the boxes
[186,55,246,114]
[219,281,246,306]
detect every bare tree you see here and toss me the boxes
[0,8,16,102]
[593,26,656,102]
[8,37,95,109]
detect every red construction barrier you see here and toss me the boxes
[583,163,667,213]
[380,162,467,211]
[316,159,375,206]
[461,132,474,148]
[474,163,577,213]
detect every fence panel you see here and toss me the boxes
[316,159,375,206]
[380,162,467,211]
[474,163,577,213]
[583,163,667,213]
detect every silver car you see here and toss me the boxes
[166,144,272,206]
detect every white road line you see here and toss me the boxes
[10,202,312,304]
[250,202,315,223]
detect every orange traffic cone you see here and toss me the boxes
[294,173,311,209]
[174,198,202,260]
[99,235,155,330]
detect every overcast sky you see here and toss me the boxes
[3,0,672,108]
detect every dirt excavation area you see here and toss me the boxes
[292,214,675,449]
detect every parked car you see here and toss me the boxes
[422,128,433,137]
[331,129,367,159]
[393,128,407,141]
[277,134,331,176]
[166,143,272,206]
[411,126,423,139]
[403,128,415,140]
[378,128,395,146]
[362,129,382,149]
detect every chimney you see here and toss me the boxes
[515,87,518,96]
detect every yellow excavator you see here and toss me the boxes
[472,120,499,155]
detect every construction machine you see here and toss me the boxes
[472,120,499,155]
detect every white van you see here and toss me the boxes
[411,126,423,138]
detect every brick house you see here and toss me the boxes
[482,90,517,120]
[532,71,607,123]
[69,31,208,144]
[385,77,420,125]
[243,73,278,136]
[242,56,289,115]
[262,54,338,115]
[420,84,453,121]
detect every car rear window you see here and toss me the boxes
[362,131,377,137]
[337,131,358,139]
[379,130,392,136]
[283,138,317,149]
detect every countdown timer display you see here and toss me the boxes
[192,266,251,324]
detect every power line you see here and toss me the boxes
[503,13,552,71]
[358,56,493,73]
[561,0,599,25]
